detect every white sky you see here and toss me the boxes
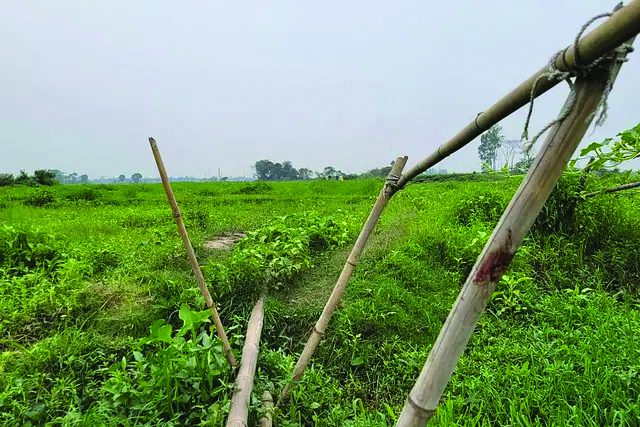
[1,1,638,178]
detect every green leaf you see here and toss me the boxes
[132,351,144,362]
[150,319,166,336]
[157,324,173,343]
[351,357,364,366]
[579,142,603,157]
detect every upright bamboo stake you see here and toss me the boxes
[226,297,265,427]
[258,391,274,427]
[394,0,640,188]
[395,37,634,427]
[277,156,408,406]
[148,137,237,367]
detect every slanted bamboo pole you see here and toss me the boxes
[258,391,274,427]
[277,156,408,406]
[395,0,640,188]
[585,181,640,198]
[226,296,265,427]
[148,137,237,367]
[395,35,634,427]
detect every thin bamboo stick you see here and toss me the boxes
[258,391,274,427]
[226,296,265,427]
[585,181,640,198]
[277,156,408,406]
[148,137,237,367]
[396,0,640,188]
[395,35,634,427]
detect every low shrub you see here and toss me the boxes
[455,192,507,226]
[23,189,56,207]
[234,182,273,195]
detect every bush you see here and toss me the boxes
[455,192,507,226]
[23,189,56,207]
[234,182,273,195]
[100,305,232,425]
[33,170,57,186]
[205,211,351,305]
[14,171,37,187]
[65,187,100,202]
[0,224,61,274]
[531,176,581,236]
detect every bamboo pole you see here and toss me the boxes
[395,35,634,427]
[585,181,640,198]
[258,391,274,427]
[395,0,640,188]
[277,156,408,406]
[226,296,265,427]
[148,137,237,367]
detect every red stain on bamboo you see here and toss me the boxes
[473,229,514,285]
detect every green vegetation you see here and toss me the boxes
[0,165,639,425]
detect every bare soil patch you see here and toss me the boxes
[203,233,246,250]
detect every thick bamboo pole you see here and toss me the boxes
[258,391,274,427]
[226,297,265,427]
[585,181,640,197]
[395,37,634,427]
[396,0,640,188]
[148,137,237,367]
[277,156,408,406]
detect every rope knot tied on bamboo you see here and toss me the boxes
[521,11,635,153]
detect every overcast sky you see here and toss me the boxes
[1,1,638,179]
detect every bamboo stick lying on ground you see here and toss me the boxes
[277,157,408,406]
[395,26,635,427]
[585,181,640,198]
[395,0,640,187]
[258,391,274,427]
[148,137,236,367]
[226,297,265,427]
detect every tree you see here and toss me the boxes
[499,139,522,170]
[478,124,504,170]
[15,170,36,186]
[281,161,299,180]
[33,169,57,186]
[118,174,126,183]
[253,160,275,180]
[253,159,302,180]
[69,172,78,183]
[131,173,143,183]
[79,174,89,183]
[0,173,14,187]
[298,168,313,180]
[513,153,535,173]
[322,166,338,179]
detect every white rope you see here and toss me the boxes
[521,12,634,153]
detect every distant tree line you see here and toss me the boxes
[0,170,58,187]
[0,170,149,187]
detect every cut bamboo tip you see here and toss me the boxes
[258,391,274,427]
[148,136,237,367]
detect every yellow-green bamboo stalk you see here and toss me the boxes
[148,137,236,367]
[258,391,274,427]
[396,0,640,188]
[226,296,265,427]
[277,156,408,406]
[395,32,634,427]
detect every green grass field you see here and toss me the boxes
[1,175,639,426]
